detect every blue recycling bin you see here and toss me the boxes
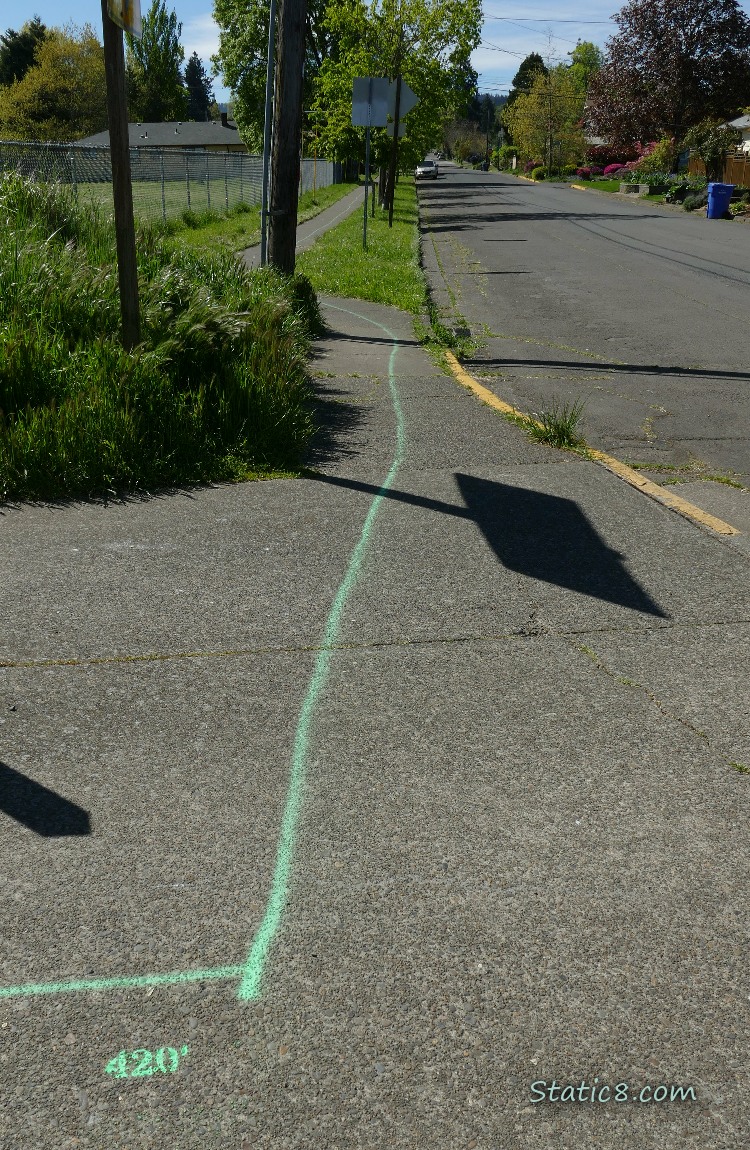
[706,182,734,218]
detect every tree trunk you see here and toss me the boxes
[268,0,307,274]
[386,73,402,227]
[378,165,388,206]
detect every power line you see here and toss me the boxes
[486,19,583,46]
[480,38,528,58]
[483,13,614,22]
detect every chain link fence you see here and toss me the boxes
[0,141,338,221]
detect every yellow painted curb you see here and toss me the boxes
[443,351,740,537]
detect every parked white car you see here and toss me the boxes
[415,159,438,180]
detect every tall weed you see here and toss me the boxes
[0,174,320,501]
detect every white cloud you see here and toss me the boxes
[182,12,230,99]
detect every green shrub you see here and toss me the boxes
[495,145,518,170]
[683,189,709,212]
[530,166,546,180]
[0,174,317,502]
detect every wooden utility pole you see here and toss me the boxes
[268,0,307,274]
[101,0,140,350]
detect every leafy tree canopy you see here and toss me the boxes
[567,40,603,95]
[308,0,482,170]
[126,0,188,122]
[185,51,214,121]
[502,64,585,170]
[0,17,47,86]
[587,0,750,146]
[683,117,741,179]
[213,0,332,150]
[0,24,106,141]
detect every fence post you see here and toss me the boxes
[206,152,211,210]
[224,152,229,212]
[71,149,78,205]
[185,151,191,212]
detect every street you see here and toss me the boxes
[419,165,750,531]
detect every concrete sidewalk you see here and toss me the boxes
[1,295,749,1148]
[239,183,365,269]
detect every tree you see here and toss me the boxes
[185,51,213,121]
[311,0,481,211]
[0,17,47,86]
[505,52,547,110]
[502,65,585,172]
[567,40,603,95]
[587,0,750,146]
[0,25,107,141]
[683,118,741,179]
[125,0,187,122]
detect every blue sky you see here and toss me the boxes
[6,1,750,103]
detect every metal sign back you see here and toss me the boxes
[388,80,418,119]
[352,78,390,126]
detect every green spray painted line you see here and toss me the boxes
[0,965,244,1000]
[237,304,405,1000]
[0,307,405,1005]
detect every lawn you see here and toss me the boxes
[167,181,359,255]
[296,180,426,314]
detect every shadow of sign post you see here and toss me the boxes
[306,471,668,619]
[0,763,91,836]
[454,474,668,618]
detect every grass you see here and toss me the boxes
[627,461,748,489]
[508,397,588,451]
[587,179,624,193]
[730,762,750,774]
[0,173,322,503]
[296,180,426,313]
[165,181,360,255]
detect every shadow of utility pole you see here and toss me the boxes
[0,762,91,836]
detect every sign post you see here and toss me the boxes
[259,0,277,267]
[101,0,141,350]
[352,77,389,250]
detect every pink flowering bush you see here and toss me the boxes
[576,166,592,179]
[603,163,625,177]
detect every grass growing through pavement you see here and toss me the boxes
[166,181,360,255]
[297,180,426,313]
[509,397,588,451]
[0,174,321,503]
[627,461,748,489]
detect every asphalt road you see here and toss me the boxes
[418,165,750,526]
[1,190,749,1147]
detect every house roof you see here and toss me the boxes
[77,119,243,148]
[728,114,750,131]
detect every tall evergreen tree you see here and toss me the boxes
[125,0,188,122]
[185,51,213,121]
[0,17,47,87]
[505,52,547,110]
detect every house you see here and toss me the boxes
[727,114,750,154]
[78,112,246,153]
